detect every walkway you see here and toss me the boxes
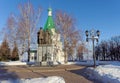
[0,65,101,83]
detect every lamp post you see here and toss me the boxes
[85,29,100,68]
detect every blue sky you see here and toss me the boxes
[0,0,120,41]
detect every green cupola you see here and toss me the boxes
[44,8,55,32]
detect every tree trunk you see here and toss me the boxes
[64,48,68,63]
[27,39,30,62]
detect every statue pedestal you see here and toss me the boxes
[37,44,54,66]
[40,61,53,66]
[41,61,47,66]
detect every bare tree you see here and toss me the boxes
[18,2,42,62]
[4,2,42,61]
[77,43,88,61]
[5,14,18,49]
[95,44,101,60]
[110,36,120,60]
[55,11,81,63]
[95,36,120,61]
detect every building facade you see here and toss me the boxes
[30,8,65,65]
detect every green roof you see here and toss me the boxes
[43,8,55,32]
[44,16,55,31]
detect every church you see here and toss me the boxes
[29,8,65,65]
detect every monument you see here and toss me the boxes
[36,8,64,66]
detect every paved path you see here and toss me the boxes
[0,65,101,83]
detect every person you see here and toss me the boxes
[42,53,47,61]
[47,52,51,61]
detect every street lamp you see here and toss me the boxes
[85,29,100,68]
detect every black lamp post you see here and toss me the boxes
[85,29,100,68]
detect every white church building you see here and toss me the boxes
[29,8,65,65]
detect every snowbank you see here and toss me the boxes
[66,60,99,66]
[0,76,65,83]
[66,60,120,66]
[87,64,120,83]
[0,61,27,66]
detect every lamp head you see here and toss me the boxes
[85,30,89,37]
[97,30,100,37]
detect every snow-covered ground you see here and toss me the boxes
[66,60,119,66]
[0,60,118,66]
[0,61,27,66]
[0,60,120,83]
[0,76,65,83]
[66,61,120,83]
[66,60,102,66]
[87,61,120,83]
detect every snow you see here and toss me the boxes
[87,61,120,83]
[0,61,27,66]
[0,60,119,67]
[66,60,100,66]
[0,76,65,83]
[0,60,120,83]
[66,60,119,66]
[66,61,120,83]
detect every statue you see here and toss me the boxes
[42,53,47,61]
[37,28,52,44]
[37,31,40,44]
[38,27,44,44]
[45,30,51,44]
[47,52,51,61]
